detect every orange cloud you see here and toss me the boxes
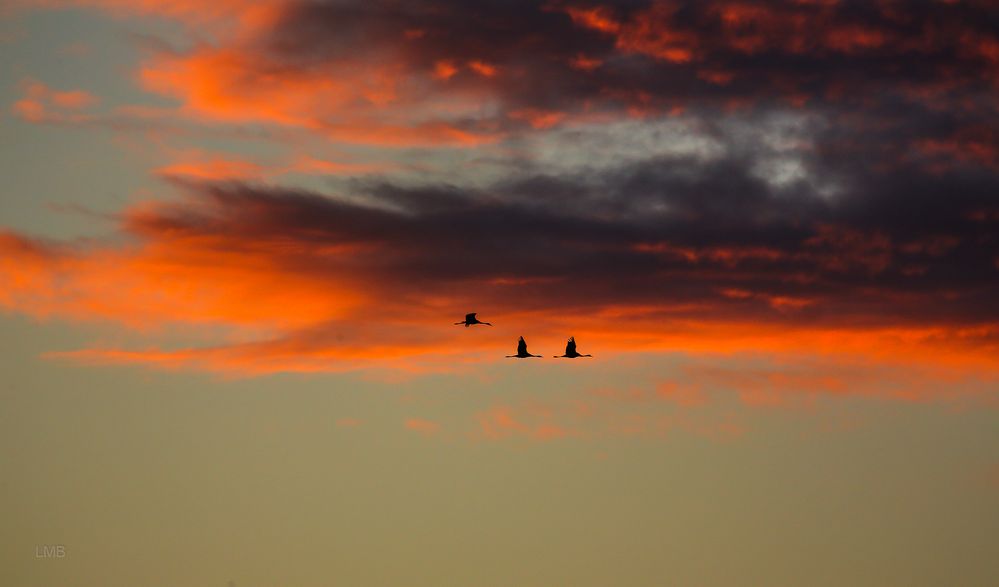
[432,60,459,80]
[154,151,397,181]
[565,2,697,63]
[915,128,999,170]
[156,156,263,181]
[288,156,398,176]
[3,0,996,396]
[824,25,888,53]
[508,108,567,129]
[697,69,735,85]
[3,195,998,378]
[139,46,504,146]
[563,5,621,34]
[560,1,913,64]
[11,79,98,123]
[569,54,603,71]
[656,382,709,407]
[473,393,750,443]
[0,219,364,332]
[477,405,575,441]
[139,48,335,127]
[457,351,996,443]
[405,418,441,435]
[467,60,498,77]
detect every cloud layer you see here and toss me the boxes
[3,0,998,381]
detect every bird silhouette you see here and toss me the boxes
[506,336,542,358]
[454,312,492,327]
[554,336,592,358]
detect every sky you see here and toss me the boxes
[1,1,998,585]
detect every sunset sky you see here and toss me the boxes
[2,1,998,585]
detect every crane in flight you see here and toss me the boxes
[454,312,492,327]
[506,336,542,358]
[554,336,592,358]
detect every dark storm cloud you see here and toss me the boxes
[249,0,999,120]
[8,0,999,337]
[126,122,999,327]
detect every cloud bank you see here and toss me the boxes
[2,0,998,384]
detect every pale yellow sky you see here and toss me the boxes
[2,315,998,586]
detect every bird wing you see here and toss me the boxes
[517,337,527,354]
[465,313,476,322]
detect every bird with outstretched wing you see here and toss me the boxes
[506,336,542,358]
[454,312,492,327]
[554,336,592,358]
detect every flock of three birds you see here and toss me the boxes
[453,313,592,359]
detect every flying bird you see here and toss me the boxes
[454,312,492,327]
[506,336,542,358]
[554,336,592,358]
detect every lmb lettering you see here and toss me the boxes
[35,545,65,558]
